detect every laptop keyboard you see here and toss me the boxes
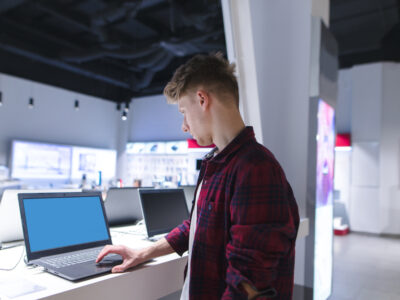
[42,248,104,269]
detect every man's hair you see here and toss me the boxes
[164,52,239,106]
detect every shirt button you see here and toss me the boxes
[208,203,212,211]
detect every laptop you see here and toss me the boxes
[104,187,144,226]
[18,192,122,281]
[0,189,80,243]
[138,188,190,239]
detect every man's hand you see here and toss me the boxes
[96,238,175,273]
[96,244,145,273]
[241,282,260,300]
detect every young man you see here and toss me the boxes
[97,53,299,300]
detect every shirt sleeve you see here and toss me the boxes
[222,160,299,299]
[165,218,190,256]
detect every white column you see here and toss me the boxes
[222,0,319,287]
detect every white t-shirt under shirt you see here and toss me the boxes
[180,181,203,300]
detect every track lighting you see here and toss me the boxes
[28,97,34,109]
[124,102,129,113]
[0,91,3,107]
[74,99,79,111]
[116,103,121,111]
[121,110,128,121]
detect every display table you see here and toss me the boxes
[0,219,309,300]
[0,228,187,300]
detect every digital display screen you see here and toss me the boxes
[313,99,335,300]
[71,147,116,181]
[23,196,109,252]
[11,140,72,179]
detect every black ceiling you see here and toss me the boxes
[330,0,400,69]
[0,0,399,103]
[0,0,226,103]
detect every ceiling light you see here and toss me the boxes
[28,97,34,109]
[0,91,3,107]
[116,103,121,111]
[121,110,128,121]
[124,102,129,113]
[74,99,79,111]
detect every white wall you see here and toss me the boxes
[0,72,120,169]
[129,94,190,142]
[380,63,400,234]
[338,62,400,235]
[336,68,352,133]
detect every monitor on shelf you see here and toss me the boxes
[10,140,72,180]
[70,146,117,182]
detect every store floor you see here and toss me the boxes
[329,233,400,300]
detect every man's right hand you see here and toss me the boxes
[96,244,145,273]
[96,238,175,273]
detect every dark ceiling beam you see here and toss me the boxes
[0,35,133,90]
[0,49,133,103]
[132,52,174,91]
[91,1,141,27]
[172,1,220,32]
[33,2,159,54]
[0,17,142,82]
[159,29,224,56]
[137,0,168,14]
[134,14,171,36]
[62,29,223,63]
[61,44,159,63]
[0,0,27,14]
[0,18,80,51]
[34,2,91,32]
[33,2,108,42]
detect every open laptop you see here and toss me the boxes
[0,189,80,243]
[18,192,122,281]
[138,188,189,239]
[104,187,144,226]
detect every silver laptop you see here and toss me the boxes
[104,187,144,226]
[0,189,80,242]
[19,192,122,281]
[138,188,189,239]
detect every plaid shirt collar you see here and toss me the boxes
[203,126,255,164]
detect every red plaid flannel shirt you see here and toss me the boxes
[166,127,299,299]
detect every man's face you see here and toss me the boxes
[178,92,212,146]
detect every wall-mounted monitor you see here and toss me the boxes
[70,146,117,181]
[11,140,72,179]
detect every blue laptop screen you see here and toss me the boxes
[23,196,109,252]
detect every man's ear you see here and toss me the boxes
[197,90,210,111]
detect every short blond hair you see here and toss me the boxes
[164,53,239,106]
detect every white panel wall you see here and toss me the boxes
[351,142,380,187]
[349,187,380,233]
[380,63,400,234]
[339,62,400,234]
[348,64,382,233]
[0,73,120,167]
[336,68,352,133]
[351,63,382,141]
[334,150,351,214]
